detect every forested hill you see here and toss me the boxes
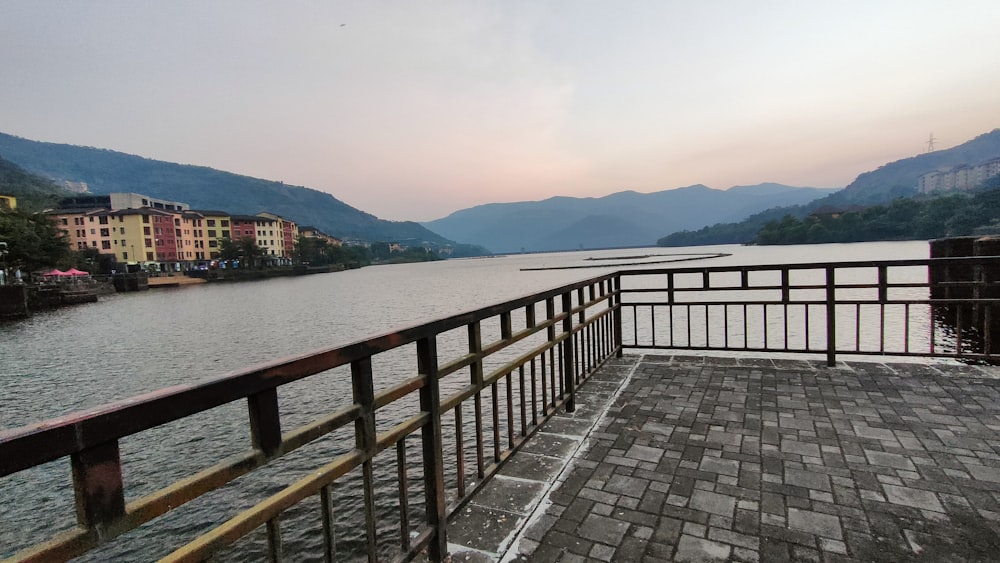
[0,132,451,245]
[754,177,1000,245]
[0,155,71,210]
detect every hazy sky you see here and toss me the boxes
[2,2,999,221]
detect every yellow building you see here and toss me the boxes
[255,212,298,264]
[48,209,98,251]
[0,194,16,210]
[192,210,232,259]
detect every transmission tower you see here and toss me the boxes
[927,132,937,153]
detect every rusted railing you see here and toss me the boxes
[0,275,619,562]
[618,256,1000,365]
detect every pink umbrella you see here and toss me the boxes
[64,268,90,276]
[43,269,68,277]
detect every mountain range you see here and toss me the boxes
[0,132,451,247]
[5,128,997,254]
[422,184,839,254]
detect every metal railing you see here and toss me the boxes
[3,256,998,561]
[617,256,1000,365]
[0,275,620,562]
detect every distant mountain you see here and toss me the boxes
[423,183,838,253]
[0,132,450,245]
[657,128,1000,246]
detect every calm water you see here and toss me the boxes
[0,241,929,559]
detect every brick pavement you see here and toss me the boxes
[503,354,1000,562]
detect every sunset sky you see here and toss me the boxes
[2,2,999,221]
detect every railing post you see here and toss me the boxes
[613,275,623,357]
[72,441,126,530]
[248,388,282,456]
[781,268,790,303]
[468,321,485,478]
[562,292,576,412]
[351,357,377,563]
[826,266,837,367]
[417,336,448,561]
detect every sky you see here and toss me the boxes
[2,2,999,221]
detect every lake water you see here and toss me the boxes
[0,241,930,559]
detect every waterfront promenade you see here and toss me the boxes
[447,354,1000,562]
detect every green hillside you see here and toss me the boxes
[0,155,72,211]
[0,132,454,246]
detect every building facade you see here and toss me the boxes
[918,158,1000,194]
[48,192,303,270]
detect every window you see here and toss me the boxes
[142,215,149,224]
[222,230,230,238]
[89,216,95,223]
[209,240,217,248]
[123,252,128,260]
[90,228,96,235]
[146,252,153,261]
[145,238,153,248]
[121,228,125,234]
[207,219,216,227]
[91,241,97,247]
[144,226,151,235]
[100,228,110,237]
[174,219,180,226]
[221,220,229,227]
[207,229,216,237]
[61,218,68,226]
[101,241,111,250]
[99,216,109,225]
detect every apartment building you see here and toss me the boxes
[49,192,300,269]
[193,210,232,259]
[918,158,1000,193]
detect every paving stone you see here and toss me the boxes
[674,534,732,562]
[787,507,843,541]
[966,464,1000,483]
[785,468,831,492]
[780,439,822,458]
[577,513,631,547]
[863,449,917,472]
[625,444,664,464]
[699,455,740,477]
[882,484,945,513]
[689,489,736,518]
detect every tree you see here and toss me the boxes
[0,209,71,276]
[218,236,265,268]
